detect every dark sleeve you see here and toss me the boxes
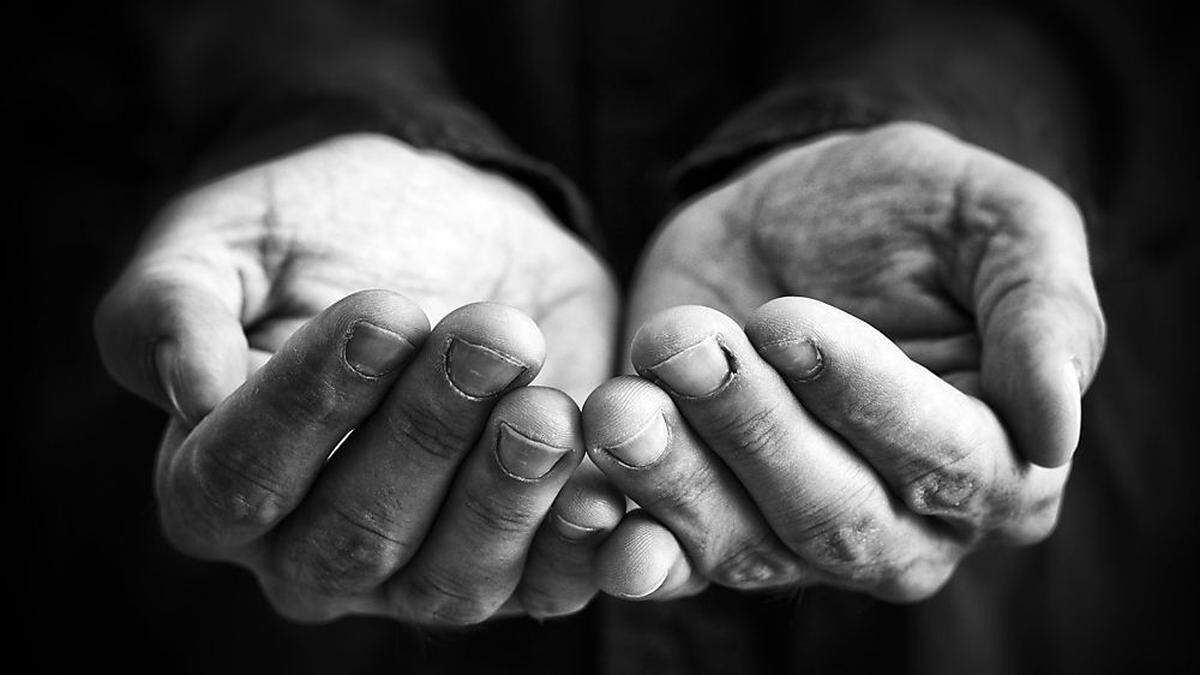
[673,0,1117,216]
[140,0,593,241]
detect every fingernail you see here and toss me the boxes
[552,512,602,541]
[155,340,187,422]
[496,423,571,480]
[724,557,784,588]
[344,321,414,377]
[646,336,731,397]
[446,338,526,397]
[603,413,669,468]
[758,338,823,380]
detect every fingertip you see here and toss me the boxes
[326,289,432,347]
[514,465,624,621]
[445,301,546,363]
[156,336,247,426]
[1042,360,1084,467]
[597,512,685,600]
[549,464,626,540]
[987,354,1082,468]
[744,295,882,359]
[493,386,581,440]
[582,376,672,463]
[154,299,252,425]
[489,386,585,478]
[744,295,828,340]
[744,299,832,383]
[629,305,741,374]
[436,303,547,396]
[293,292,430,388]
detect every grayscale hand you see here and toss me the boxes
[585,122,1105,601]
[95,134,624,624]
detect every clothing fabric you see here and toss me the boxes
[149,0,1111,276]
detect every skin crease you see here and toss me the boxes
[95,133,625,625]
[590,121,1105,602]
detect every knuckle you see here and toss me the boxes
[710,403,787,460]
[401,569,497,627]
[783,492,892,584]
[709,536,800,589]
[182,448,292,540]
[638,461,718,519]
[902,462,985,522]
[897,417,993,523]
[266,371,344,429]
[277,508,406,597]
[841,393,908,437]
[388,404,478,463]
[461,486,541,536]
[811,525,893,586]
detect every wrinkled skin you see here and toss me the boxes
[95,134,625,625]
[586,122,1105,601]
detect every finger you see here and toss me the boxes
[246,317,312,376]
[596,510,706,601]
[387,387,582,626]
[247,316,312,353]
[515,461,625,618]
[267,302,544,600]
[157,290,429,557]
[630,305,959,600]
[95,253,248,425]
[747,297,1069,541]
[967,164,1106,467]
[584,376,808,589]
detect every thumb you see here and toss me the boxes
[95,254,249,427]
[971,169,1106,468]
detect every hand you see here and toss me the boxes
[584,122,1105,600]
[95,135,623,624]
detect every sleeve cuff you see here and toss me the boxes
[671,77,1089,210]
[192,85,600,251]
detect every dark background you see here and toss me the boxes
[10,0,1198,672]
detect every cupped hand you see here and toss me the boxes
[585,122,1105,601]
[95,135,623,624]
